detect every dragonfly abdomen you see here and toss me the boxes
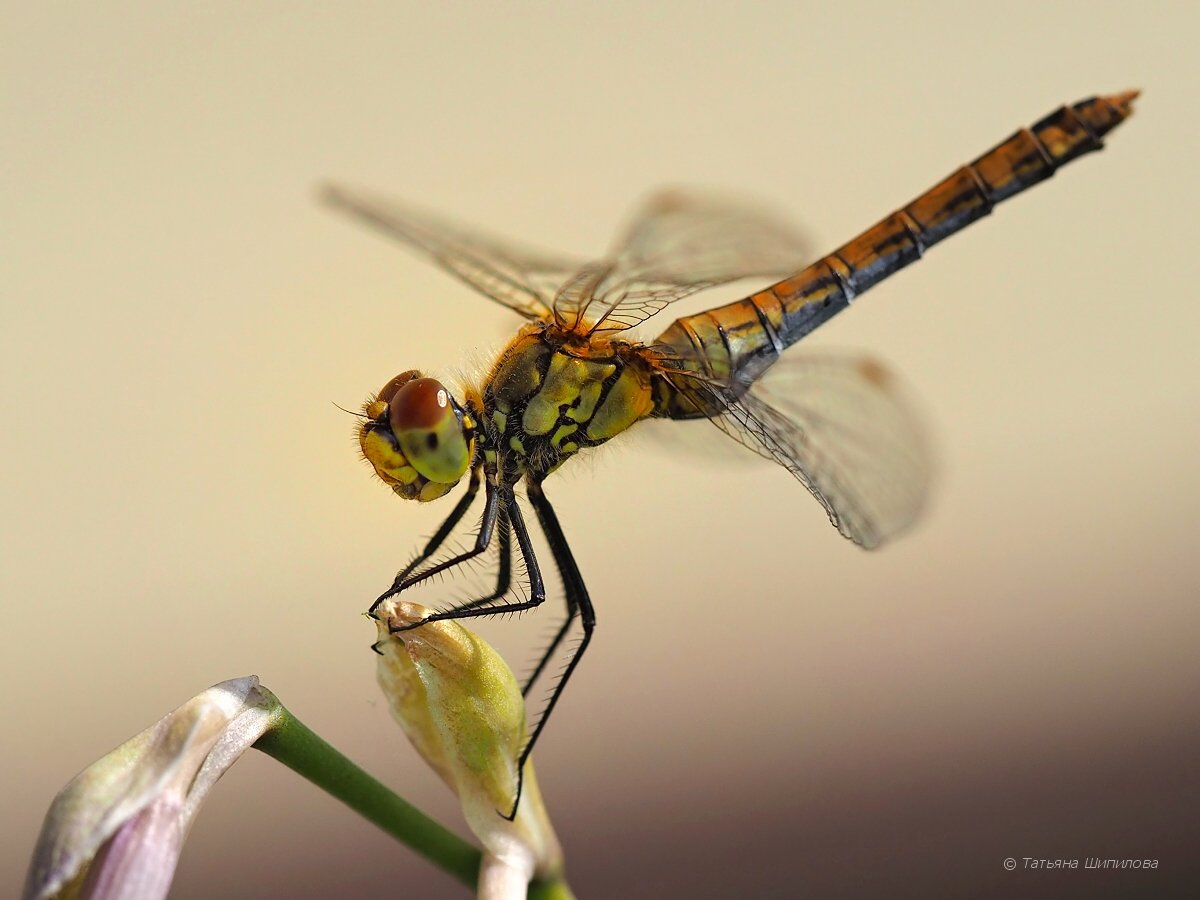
[652,91,1138,409]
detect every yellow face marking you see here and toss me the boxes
[361,429,419,485]
[419,480,454,502]
[491,410,508,433]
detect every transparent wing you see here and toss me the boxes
[554,189,812,335]
[671,352,933,549]
[322,183,584,320]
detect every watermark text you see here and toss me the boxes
[1004,857,1159,871]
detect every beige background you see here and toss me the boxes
[5,3,1198,898]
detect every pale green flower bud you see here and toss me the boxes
[23,677,281,900]
[375,600,565,898]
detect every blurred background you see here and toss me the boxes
[5,3,1198,898]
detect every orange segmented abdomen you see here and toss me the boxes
[653,91,1138,414]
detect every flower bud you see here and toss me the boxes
[374,600,564,897]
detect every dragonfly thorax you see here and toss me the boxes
[359,370,477,502]
[478,324,657,480]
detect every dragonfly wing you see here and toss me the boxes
[554,189,812,335]
[686,352,933,549]
[323,184,584,320]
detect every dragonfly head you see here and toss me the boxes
[359,370,475,501]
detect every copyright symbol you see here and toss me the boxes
[1003,858,1017,871]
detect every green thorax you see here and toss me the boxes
[478,323,656,479]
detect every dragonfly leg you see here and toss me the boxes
[497,478,595,820]
[370,520,509,653]
[368,468,483,616]
[441,514,513,615]
[386,485,546,634]
[518,479,583,694]
[521,606,576,696]
[372,473,502,612]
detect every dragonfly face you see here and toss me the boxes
[359,369,476,502]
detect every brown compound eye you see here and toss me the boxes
[389,377,450,433]
[376,369,422,405]
[387,377,471,484]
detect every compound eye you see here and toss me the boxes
[388,378,449,433]
[389,378,471,484]
[376,369,422,405]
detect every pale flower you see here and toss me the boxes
[23,676,280,900]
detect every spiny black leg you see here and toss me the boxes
[500,478,595,821]
[400,468,482,578]
[444,512,512,615]
[373,475,501,613]
[522,605,577,696]
[519,480,581,694]
[368,468,482,616]
[387,485,546,633]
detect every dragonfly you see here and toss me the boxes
[327,90,1137,818]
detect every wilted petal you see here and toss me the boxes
[24,676,280,900]
[78,798,184,900]
[375,600,564,891]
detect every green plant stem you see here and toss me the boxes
[253,705,570,898]
[255,706,480,887]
